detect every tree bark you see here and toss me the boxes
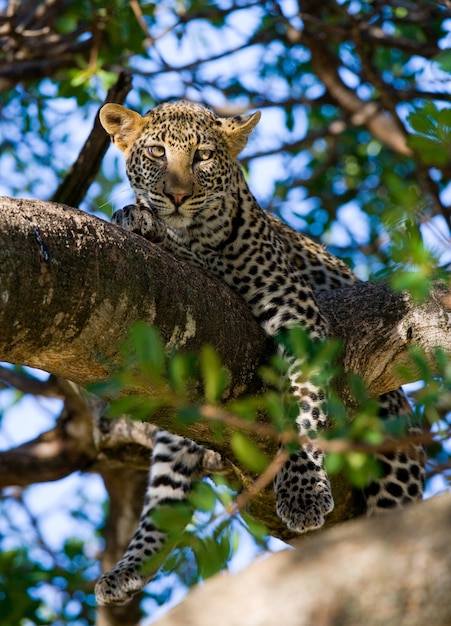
[151,493,451,626]
[51,71,133,208]
[316,281,451,399]
[0,196,268,393]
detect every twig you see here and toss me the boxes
[0,366,64,397]
[198,402,442,456]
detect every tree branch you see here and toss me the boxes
[152,493,451,626]
[0,382,96,488]
[0,367,63,397]
[51,71,133,208]
[0,196,268,393]
[316,281,451,398]
[299,14,412,156]
[0,197,448,398]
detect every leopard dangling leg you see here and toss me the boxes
[364,389,425,515]
[95,430,220,606]
[274,446,334,532]
[274,372,334,533]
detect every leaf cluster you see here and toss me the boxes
[0,515,97,626]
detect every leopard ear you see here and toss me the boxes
[219,111,261,158]
[99,104,145,153]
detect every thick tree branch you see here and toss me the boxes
[0,0,94,92]
[317,281,451,398]
[0,381,96,488]
[0,197,448,397]
[0,196,268,393]
[153,493,451,626]
[299,6,412,157]
[0,422,91,488]
[0,367,63,397]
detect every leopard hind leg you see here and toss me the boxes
[274,374,334,533]
[95,430,212,606]
[364,389,425,515]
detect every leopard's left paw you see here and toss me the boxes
[95,565,152,606]
[111,204,166,242]
[274,453,334,533]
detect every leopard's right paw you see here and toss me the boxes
[95,565,152,606]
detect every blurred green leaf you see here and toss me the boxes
[435,49,451,72]
[150,502,194,533]
[189,481,218,512]
[231,432,269,473]
[200,345,229,403]
[128,322,167,378]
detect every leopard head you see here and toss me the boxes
[99,102,260,229]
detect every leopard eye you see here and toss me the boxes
[194,148,213,162]
[147,145,165,158]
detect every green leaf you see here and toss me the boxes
[189,481,217,512]
[107,395,165,419]
[407,135,449,167]
[240,511,268,542]
[343,453,381,487]
[177,405,201,423]
[391,270,431,302]
[407,106,439,136]
[263,390,292,429]
[230,432,268,473]
[97,69,119,90]
[127,323,167,379]
[434,49,451,72]
[324,452,344,474]
[150,502,193,533]
[168,353,195,395]
[200,345,228,403]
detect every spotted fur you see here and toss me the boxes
[95,102,425,605]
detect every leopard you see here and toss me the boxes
[94,101,425,605]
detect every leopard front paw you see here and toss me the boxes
[111,204,144,231]
[274,455,334,533]
[95,564,152,606]
[111,204,165,242]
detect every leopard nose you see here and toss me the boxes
[165,191,192,207]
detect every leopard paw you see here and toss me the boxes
[111,204,143,232]
[274,455,334,533]
[95,565,152,606]
[111,204,165,242]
